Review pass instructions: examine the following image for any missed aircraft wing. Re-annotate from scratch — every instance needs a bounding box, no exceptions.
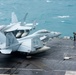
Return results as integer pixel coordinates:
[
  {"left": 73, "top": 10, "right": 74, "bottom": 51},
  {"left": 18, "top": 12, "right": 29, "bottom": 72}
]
[
  {"left": 5, "top": 27, "right": 17, "bottom": 32},
  {"left": 25, "top": 23, "right": 38, "bottom": 26},
  {"left": 26, "top": 23, "right": 33, "bottom": 26},
  {"left": 5, "top": 25, "right": 33, "bottom": 32},
  {"left": 17, "top": 26, "right": 32, "bottom": 30}
]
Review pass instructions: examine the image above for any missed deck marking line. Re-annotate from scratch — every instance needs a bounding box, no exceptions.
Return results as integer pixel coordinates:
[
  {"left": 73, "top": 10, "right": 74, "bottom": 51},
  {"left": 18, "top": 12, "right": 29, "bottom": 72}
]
[{"left": 0, "top": 68, "right": 43, "bottom": 71}]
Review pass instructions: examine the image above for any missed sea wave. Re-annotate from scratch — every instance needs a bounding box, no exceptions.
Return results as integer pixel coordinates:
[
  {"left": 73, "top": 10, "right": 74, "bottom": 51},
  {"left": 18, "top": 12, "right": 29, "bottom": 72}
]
[
  {"left": 46, "top": 0, "right": 52, "bottom": 3},
  {"left": 57, "top": 16, "right": 70, "bottom": 19}
]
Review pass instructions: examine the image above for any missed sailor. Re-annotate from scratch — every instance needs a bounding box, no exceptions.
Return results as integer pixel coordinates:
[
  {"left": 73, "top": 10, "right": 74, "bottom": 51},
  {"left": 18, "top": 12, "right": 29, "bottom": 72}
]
[{"left": 73, "top": 32, "right": 76, "bottom": 41}]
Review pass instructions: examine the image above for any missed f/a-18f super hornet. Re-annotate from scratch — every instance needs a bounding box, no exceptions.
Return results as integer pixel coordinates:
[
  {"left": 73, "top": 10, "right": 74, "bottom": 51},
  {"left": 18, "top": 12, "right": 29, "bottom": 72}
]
[
  {"left": 0, "top": 12, "right": 38, "bottom": 38},
  {"left": 0, "top": 29, "right": 61, "bottom": 54},
  {"left": 32, "top": 29, "right": 61, "bottom": 42}
]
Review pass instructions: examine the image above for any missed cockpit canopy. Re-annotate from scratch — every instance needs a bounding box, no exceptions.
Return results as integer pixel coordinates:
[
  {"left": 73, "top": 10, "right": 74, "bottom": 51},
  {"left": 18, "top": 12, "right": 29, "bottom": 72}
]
[{"left": 35, "top": 29, "right": 50, "bottom": 34}]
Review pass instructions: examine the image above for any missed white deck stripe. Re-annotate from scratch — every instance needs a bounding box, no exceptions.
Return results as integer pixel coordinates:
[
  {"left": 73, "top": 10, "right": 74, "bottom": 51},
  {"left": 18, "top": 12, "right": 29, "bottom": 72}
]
[
  {"left": 0, "top": 68, "right": 75, "bottom": 72},
  {"left": 0, "top": 68, "right": 43, "bottom": 71},
  {"left": 1, "top": 68, "right": 76, "bottom": 74},
  {"left": 0, "top": 74, "right": 18, "bottom": 75},
  {"left": 65, "top": 71, "right": 76, "bottom": 75}
]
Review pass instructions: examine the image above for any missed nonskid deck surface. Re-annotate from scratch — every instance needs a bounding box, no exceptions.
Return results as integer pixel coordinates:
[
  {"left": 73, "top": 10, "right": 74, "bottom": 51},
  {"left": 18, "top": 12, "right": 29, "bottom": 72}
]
[{"left": 0, "top": 38, "right": 76, "bottom": 75}]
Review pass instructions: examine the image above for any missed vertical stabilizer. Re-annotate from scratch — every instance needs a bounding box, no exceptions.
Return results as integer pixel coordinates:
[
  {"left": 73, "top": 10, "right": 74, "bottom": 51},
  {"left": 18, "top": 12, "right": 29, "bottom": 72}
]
[
  {"left": 0, "top": 32, "right": 19, "bottom": 54},
  {"left": 11, "top": 12, "right": 18, "bottom": 24},
  {"left": 23, "top": 12, "right": 28, "bottom": 23},
  {"left": 32, "top": 20, "right": 37, "bottom": 29},
  {"left": 0, "top": 32, "right": 6, "bottom": 43},
  {"left": 21, "top": 13, "right": 28, "bottom": 26},
  {"left": 6, "top": 32, "right": 18, "bottom": 47}
]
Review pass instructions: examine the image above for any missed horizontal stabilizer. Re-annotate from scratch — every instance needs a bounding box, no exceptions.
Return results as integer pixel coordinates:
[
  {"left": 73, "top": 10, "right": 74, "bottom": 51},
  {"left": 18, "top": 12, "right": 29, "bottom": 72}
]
[{"left": 0, "top": 49, "right": 12, "bottom": 54}]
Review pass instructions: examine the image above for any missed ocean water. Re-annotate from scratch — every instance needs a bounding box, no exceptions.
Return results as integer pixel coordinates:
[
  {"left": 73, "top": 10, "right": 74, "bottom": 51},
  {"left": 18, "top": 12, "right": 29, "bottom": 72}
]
[{"left": 0, "top": 0, "right": 76, "bottom": 37}]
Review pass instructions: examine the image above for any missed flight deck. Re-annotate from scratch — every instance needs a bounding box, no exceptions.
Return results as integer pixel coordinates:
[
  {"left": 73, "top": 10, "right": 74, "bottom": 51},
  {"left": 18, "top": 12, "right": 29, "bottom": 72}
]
[{"left": 0, "top": 38, "right": 76, "bottom": 75}]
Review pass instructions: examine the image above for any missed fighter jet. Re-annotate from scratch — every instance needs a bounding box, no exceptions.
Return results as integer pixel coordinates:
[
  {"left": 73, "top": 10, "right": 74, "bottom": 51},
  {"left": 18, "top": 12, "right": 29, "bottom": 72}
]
[
  {"left": 0, "top": 29, "right": 61, "bottom": 54},
  {"left": 31, "top": 29, "right": 61, "bottom": 43},
  {"left": 0, "top": 12, "right": 38, "bottom": 38}
]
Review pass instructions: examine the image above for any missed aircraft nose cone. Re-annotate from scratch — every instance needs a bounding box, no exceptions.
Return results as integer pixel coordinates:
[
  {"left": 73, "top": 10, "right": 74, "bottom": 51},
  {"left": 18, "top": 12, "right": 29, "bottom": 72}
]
[
  {"left": 51, "top": 31, "right": 61, "bottom": 35},
  {"left": 54, "top": 32, "right": 61, "bottom": 35},
  {"left": 50, "top": 31, "right": 61, "bottom": 38}
]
